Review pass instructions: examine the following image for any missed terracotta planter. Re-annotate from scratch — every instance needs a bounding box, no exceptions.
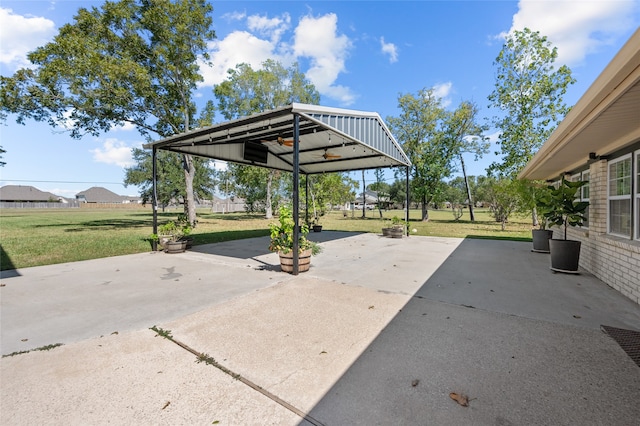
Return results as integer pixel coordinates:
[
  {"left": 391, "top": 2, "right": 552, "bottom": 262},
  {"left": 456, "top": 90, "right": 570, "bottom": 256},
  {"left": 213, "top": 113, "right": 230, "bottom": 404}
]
[
  {"left": 549, "top": 239, "right": 581, "bottom": 273},
  {"left": 532, "top": 229, "right": 553, "bottom": 253},
  {"left": 279, "top": 249, "right": 312, "bottom": 273}
]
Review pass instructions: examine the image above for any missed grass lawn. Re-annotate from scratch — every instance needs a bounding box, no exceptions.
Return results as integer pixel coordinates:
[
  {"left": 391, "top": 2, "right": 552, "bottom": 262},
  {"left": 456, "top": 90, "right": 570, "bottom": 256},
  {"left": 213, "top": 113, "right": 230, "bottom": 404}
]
[{"left": 0, "top": 206, "right": 533, "bottom": 271}]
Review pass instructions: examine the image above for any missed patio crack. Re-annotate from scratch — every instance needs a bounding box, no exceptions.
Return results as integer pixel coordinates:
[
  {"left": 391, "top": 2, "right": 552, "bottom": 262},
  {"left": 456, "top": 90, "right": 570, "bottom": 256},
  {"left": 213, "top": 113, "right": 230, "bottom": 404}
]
[{"left": 149, "top": 326, "right": 324, "bottom": 426}]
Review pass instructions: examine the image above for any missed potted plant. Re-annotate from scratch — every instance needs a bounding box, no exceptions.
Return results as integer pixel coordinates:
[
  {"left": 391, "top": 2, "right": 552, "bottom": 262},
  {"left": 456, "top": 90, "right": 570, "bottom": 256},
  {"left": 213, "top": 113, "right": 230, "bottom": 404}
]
[
  {"left": 311, "top": 216, "right": 323, "bottom": 233},
  {"left": 155, "top": 220, "right": 188, "bottom": 253},
  {"left": 388, "top": 215, "right": 407, "bottom": 238},
  {"left": 381, "top": 218, "right": 392, "bottom": 237},
  {"left": 543, "top": 177, "right": 589, "bottom": 273},
  {"left": 269, "top": 205, "right": 321, "bottom": 273},
  {"left": 531, "top": 186, "right": 554, "bottom": 253}
]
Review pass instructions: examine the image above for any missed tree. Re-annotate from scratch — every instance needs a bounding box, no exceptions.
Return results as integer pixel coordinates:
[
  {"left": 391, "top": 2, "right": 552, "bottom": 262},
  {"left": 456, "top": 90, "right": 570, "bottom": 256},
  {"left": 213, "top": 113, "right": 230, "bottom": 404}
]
[
  {"left": 213, "top": 60, "right": 320, "bottom": 218},
  {"left": 0, "top": 0, "right": 215, "bottom": 226},
  {"left": 124, "top": 148, "right": 215, "bottom": 209},
  {"left": 387, "top": 88, "right": 451, "bottom": 221},
  {"left": 304, "top": 173, "right": 356, "bottom": 221},
  {"left": 488, "top": 27, "right": 575, "bottom": 178},
  {"left": 388, "top": 179, "right": 407, "bottom": 208},
  {"left": 370, "top": 168, "right": 390, "bottom": 217},
  {"left": 485, "top": 177, "right": 521, "bottom": 231},
  {"left": 443, "top": 101, "right": 488, "bottom": 221}
]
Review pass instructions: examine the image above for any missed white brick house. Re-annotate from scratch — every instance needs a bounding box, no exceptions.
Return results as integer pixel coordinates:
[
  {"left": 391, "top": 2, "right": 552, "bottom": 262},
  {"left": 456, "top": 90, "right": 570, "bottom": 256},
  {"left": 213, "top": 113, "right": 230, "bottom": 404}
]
[{"left": 520, "top": 29, "right": 640, "bottom": 304}]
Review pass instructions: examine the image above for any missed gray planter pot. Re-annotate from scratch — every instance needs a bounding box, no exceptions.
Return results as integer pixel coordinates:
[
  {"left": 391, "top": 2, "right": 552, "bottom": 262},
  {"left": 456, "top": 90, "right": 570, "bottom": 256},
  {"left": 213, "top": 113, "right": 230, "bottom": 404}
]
[
  {"left": 165, "top": 240, "right": 186, "bottom": 254},
  {"left": 389, "top": 227, "right": 404, "bottom": 238},
  {"left": 532, "top": 229, "right": 553, "bottom": 253},
  {"left": 549, "top": 239, "right": 581, "bottom": 273}
]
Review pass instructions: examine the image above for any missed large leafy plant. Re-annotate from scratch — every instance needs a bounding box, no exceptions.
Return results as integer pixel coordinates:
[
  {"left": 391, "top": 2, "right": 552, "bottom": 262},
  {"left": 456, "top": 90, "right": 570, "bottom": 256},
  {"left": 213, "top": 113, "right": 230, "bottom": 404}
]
[
  {"left": 541, "top": 177, "right": 589, "bottom": 240},
  {"left": 269, "top": 205, "right": 321, "bottom": 255}
]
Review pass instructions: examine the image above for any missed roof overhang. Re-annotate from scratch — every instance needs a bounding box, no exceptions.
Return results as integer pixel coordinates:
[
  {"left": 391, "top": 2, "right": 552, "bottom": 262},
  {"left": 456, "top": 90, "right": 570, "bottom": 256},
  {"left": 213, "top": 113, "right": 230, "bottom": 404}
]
[
  {"left": 144, "top": 103, "right": 411, "bottom": 174},
  {"left": 519, "top": 28, "right": 640, "bottom": 181}
]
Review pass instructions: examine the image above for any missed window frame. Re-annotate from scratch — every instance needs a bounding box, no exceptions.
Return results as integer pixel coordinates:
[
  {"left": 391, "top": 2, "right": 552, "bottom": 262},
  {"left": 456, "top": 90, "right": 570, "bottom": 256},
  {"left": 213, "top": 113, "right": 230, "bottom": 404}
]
[{"left": 607, "top": 153, "right": 632, "bottom": 238}]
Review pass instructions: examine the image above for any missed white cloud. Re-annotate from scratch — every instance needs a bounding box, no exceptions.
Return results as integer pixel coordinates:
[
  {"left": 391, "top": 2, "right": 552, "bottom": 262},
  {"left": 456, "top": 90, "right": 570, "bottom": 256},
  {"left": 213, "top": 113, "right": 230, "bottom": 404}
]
[
  {"left": 380, "top": 37, "right": 398, "bottom": 63},
  {"left": 247, "top": 13, "right": 290, "bottom": 43},
  {"left": 199, "top": 31, "right": 277, "bottom": 87},
  {"left": 506, "top": 0, "right": 637, "bottom": 66},
  {"left": 210, "top": 160, "right": 228, "bottom": 171},
  {"left": 91, "top": 138, "right": 135, "bottom": 168},
  {"left": 0, "top": 7, "right": 56, "bottom": 70},
  {"left": 200, "top": 11, "right": 356, "bottom": 105},
  {"left": 432, "top": 82, "right": 453, "bottom": 107},
  {"left": 293, "top": 13, "right": 355, "bottom": 105}
]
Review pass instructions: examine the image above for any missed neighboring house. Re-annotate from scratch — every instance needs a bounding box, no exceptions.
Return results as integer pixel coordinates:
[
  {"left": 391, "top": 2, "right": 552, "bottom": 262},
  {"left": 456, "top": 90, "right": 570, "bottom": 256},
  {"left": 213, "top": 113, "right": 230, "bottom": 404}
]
[
  {"left": 0, "top": 185, "right": 63, "bottom": 202},
  {"left": 520, "top": 29, "right": 640, "bottom": 304},
  {"left": 352, "top": 190, "right": 391, "bottom": 210},
  {"left": 76, "top": 187, "right": 130, "bottom": 203}
]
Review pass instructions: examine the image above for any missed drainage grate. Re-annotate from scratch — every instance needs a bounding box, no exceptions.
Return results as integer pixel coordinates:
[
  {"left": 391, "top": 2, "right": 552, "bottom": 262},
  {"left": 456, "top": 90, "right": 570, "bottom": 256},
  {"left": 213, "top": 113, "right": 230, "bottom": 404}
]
[{"left": 601, "top": 325, "right": 640, "bottom": 367}]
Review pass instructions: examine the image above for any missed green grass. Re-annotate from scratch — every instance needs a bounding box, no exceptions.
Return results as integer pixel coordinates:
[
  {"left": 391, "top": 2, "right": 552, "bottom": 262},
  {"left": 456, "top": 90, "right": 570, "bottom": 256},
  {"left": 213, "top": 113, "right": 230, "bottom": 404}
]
[{"left": 0, "top": 206, "right": 533, "bottom": 271}]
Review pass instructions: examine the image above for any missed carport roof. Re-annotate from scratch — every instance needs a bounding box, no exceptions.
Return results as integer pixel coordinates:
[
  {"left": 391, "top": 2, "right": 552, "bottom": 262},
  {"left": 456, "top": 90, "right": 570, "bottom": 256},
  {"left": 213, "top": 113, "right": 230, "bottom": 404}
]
[{"left": 145, "top": 103, "right": 410, "bottom": 174}]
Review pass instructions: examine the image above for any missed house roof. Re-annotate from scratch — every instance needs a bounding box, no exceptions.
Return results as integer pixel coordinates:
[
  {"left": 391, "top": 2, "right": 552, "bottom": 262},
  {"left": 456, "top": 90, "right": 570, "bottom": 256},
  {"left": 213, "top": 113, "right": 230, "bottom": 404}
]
[
  {"left": 76, "top": 187, "right": 125, "bottom": 203},
  {"left": 0, "top": 185, "right": 60, "bottom": 202},
  {"left": 519, "top": 28, "right": 640, "bottom": 180},
  {"left": 144, "top": 103, "right": 411, "bottom": 175}
]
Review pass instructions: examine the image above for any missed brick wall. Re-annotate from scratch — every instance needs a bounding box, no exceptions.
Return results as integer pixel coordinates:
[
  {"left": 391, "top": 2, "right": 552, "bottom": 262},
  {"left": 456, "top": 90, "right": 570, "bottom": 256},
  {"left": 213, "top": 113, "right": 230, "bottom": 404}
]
[{"left": 562, "top": 159, "right": 640, "bottom": 305}]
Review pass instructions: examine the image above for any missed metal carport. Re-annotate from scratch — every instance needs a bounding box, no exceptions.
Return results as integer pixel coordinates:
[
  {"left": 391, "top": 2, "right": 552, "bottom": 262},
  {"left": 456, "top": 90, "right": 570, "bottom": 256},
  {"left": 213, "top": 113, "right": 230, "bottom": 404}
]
[{"left": 145, "top": 102, "right": 412, "bottom": 274}]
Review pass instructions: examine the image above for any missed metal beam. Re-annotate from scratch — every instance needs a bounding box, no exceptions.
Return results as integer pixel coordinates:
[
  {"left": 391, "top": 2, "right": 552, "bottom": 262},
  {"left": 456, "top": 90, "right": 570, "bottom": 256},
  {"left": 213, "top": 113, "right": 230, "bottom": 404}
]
[{"left": 292, "top": 113, "right": 300, "bottom": 275}]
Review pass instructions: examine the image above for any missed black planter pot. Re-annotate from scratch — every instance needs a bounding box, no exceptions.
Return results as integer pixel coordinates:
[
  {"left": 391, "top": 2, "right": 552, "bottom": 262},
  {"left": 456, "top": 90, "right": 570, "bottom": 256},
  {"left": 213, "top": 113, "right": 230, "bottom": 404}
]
[
  {"left": 532, "top": 229, "right": 553, "bottom": 253},
  {"left": 312, "top": 225, "right": 323, "bottom": 232},
  {"left": 549, "top": 239, "right": 581, "bottom": 273}
]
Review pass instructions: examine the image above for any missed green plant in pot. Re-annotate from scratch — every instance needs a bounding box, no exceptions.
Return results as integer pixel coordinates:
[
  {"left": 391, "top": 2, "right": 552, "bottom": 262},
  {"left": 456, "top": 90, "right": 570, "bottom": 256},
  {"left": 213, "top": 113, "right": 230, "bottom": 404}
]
[
  {"left": 531, "top": 185, "right": 554, "bottom": 253},
  {"left": 269, "top": 205, "right": 321, "bottom": 273},
  {"left": 543, "top": 177, "right": 589, "bottom": 273},
  {"left": 388, "top": 215, "right": 407, "bottom": 238},
  {"left": 155, "top": 220, "right": 189, "bottom": 253}
]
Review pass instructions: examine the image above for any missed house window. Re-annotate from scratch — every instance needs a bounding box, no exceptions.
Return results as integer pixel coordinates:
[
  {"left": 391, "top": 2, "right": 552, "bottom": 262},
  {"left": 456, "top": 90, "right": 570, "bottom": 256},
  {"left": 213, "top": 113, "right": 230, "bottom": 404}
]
[
  {"left": 581, "top": 171, "right": 590, "bottom": 228},
  {"left": 608, "top": 154, "right": 632, "bottom": 237}
]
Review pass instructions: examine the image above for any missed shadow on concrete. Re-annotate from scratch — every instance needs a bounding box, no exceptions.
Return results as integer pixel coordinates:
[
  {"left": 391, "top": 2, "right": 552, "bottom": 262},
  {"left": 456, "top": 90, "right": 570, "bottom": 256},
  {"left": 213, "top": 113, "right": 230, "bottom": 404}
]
[
  {"left": 190, "top": 230, "right": 362, "bottom": 260},
  {"left": 301, "top": 238, "right": 640, "bottom": 425},
  {"left": 0, "top": 244, "right": 20, "bottom": 277}
]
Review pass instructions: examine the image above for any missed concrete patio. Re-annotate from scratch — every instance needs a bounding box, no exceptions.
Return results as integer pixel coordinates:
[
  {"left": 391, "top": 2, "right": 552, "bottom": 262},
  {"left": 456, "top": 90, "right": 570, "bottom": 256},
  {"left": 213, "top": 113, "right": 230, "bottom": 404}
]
[{"left": 1, "top": 232, "right": 639, "bottom": 425}]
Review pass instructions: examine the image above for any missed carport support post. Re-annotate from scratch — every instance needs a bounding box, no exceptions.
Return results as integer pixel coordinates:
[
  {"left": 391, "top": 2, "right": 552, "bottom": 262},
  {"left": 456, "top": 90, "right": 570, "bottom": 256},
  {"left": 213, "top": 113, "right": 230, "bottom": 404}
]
[
  {"left": 405, "top": 166, "right": 410, "bottom": 236},
  {"left": 292, "top": 113, "right": 300, "bottom": 275},
  {"left": 152, "top": 146, "right": 158, "bottom": 251}
]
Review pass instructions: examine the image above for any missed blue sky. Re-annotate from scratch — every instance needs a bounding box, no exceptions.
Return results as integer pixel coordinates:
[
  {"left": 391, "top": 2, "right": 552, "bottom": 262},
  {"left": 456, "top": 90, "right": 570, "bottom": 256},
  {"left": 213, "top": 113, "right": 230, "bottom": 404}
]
[{"left": 1, "top": 0, "right": 639, "bottom": 198}]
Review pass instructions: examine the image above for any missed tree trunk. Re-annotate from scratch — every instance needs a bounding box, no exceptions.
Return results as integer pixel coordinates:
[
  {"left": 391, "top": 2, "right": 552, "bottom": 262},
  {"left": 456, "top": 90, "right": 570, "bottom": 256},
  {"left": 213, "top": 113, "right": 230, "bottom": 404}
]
[
  {"left": 361, "top": 170, "right": 366, "bottom": 218},
  {"left": 182, "top": 154, "right": 197, "bottom": 227},
  {"left": 460, "top": 154, "right": 475, "bottom": 222},
  {"left": 422, "top": 194, "right": 429, "bottom": 221},
  {"left": 265, "top": 170, "right": 274, "bottom": 219}
]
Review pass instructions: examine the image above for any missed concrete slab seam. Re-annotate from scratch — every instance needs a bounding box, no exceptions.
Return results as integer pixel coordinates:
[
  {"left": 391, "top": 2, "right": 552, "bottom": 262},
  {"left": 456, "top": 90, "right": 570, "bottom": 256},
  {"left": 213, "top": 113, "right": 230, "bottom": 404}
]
[{"left": 148, "top": 326, "right": 325, "bottom": 426}]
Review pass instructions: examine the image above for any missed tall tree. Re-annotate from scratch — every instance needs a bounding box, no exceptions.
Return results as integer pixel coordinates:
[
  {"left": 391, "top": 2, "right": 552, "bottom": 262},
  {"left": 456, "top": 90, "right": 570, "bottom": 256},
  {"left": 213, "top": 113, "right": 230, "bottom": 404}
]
[
  {"left": 387, "top": 88, "right": 450, "bottom": 221},
  {"left": 124, "top": 148, "right": 215, "bottom": 208},
  {"left": 0, "top": 0, "right": 215, "bottom": 226},
  {"left": 443, "top": 101, "right": 488, "bottom": 221},
  {"left": 488, "top": 27, "right": 575, "bottom": 178},
  {"left": 370, "top": 168, "right": 390, "bottom": 217},
  {"left": 213, "top": 60, "right": 320, "bottom": 218}
]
